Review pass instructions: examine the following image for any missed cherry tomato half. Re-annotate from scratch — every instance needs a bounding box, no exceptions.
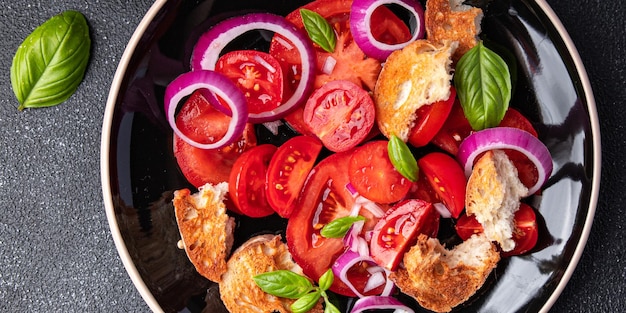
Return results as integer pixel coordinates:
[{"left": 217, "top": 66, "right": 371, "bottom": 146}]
[
  {"left": 408, "top": 87, "right": 456, "bottom": 147},
  {"left": 417, "top": 152, "right": 467, "bottom": 218},
  {"left": 303, "top": 80, "right": 375, "bottom": 152},
  {"left": 215, "top": 50, "right": 284, "bottom": 115},
  {"left": 370, "top": 199, "right": 440, "bottom": 271},
  {"left": 455, "top": 203, "right": 539, "bottom": 257},
  {"left": 348, "top": 140, "right": 412, "bottom": 204},
  {"left": 173, "top": 91, "right": 257, "bottom": 188},
  {"left": 266, "top": 135, "right": 323, "bottom": 218},
  {"left": 228, "top": 144, "right": 277, "bottom": 217}
]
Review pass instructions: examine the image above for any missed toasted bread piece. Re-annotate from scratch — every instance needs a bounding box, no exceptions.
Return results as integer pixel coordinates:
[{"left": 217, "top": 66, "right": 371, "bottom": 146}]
[
  {"left": 219, "top": 235, "right": 323, "bottom": 313},
  {"left": 374, "top": 39, "right": 457, "bottom": 141},
  {"left": 173, "top": 182, "right": 235, "bottom": 282},
  {"left": 390, "top": 234, "right": 500, "bottom": 313},
  {"left": 465, "top": 150, "right": 528, "bottom": 252},
  {"left": 425, "top": 0, "right": 484, "bottom": 61}
]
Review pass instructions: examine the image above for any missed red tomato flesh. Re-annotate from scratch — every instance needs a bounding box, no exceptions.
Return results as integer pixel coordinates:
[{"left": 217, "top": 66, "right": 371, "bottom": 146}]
[
  {"left": 408, "top": 87, "right": 456, "bottom": 147},
  {"left": 370, "top": 199, "right": 440, "bottom": 271},
  {"left": 266, "top": 135, "right": 323, "bottom": 218},
  {"left": 287, "top": 151, "right": 383, "bottom": 297},
  {"left": 173, "top": 91, "right": 257, "bottom": 188},
  {"left": 348, "top": 140, "right": 412, "bottom": 204},
  {"left": 228, "top": 144, "right": 277, "bottom": 217},
  {"left": 215, "top": 50, "right": 284, "bottom": 115},
  {"left": 303, "top": 80, "right": 375, "bottom": 152},
  {"left": 417, "top": 152, "right": 467, "bottom": 218}
]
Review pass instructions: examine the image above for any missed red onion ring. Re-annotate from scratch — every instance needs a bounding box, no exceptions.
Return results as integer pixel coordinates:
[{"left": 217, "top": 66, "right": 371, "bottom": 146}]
[
  {"left": 351, "top": 296, "right": 415, "bottom": 313},
  {"left": 191, "top": 13, "right": 316, "bottom": 123},
  {"left": 332, "top": 250, "right": 395, "bottom": 298},
  {"left": 350, "top": 0, "right": 425, "bottom": 60},
  {"left": 164, "top": 70, "right": 248, "bottom": 150},
  {"left": 457, "top": 127, "right": 553, "bottom": 195}
]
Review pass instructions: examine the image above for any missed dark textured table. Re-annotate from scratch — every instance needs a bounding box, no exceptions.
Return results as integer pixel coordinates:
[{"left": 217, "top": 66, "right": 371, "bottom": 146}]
[{"left": 0, "top": 0, "right": 623, "bottom": 312}]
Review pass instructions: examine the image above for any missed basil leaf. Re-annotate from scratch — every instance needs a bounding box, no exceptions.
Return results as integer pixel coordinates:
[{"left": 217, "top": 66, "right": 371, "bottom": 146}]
[
  {"left": 253, "top": 270, "right": 313, "bottom": 299},
  {"left": 324, "top": 301, "right": 341, "bottom": 313},
  {"left": 300, "top": 9, "right": 336, "bottom": 53},
  {"left": 387, "top": 135, "right": 419, "bottom": 182},
  {"left": 320, "top": 216, "right": 366, "bottom": 238},
  {"left": 11, "top": 10, "right": 91, "bottom": 110},
  {"left": 291, "top": 291, "right": 321, "bottom": 313},
  {"left": 453, "top": 41, "right": 511, "bottom": 130},
  {"left": 317, "top": 269, "right": 334, "bottom": 291}
]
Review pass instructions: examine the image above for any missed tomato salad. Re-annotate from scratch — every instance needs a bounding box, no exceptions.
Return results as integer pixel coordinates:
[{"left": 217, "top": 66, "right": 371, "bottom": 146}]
[{"left": 164, "top": 0, "right": 553, "bottom": 312}]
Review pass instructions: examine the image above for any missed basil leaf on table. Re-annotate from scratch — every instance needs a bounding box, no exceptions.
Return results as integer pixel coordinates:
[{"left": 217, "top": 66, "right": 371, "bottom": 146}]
[
  {"left": 11, "top": 10, "right": 91, "bottom": 110},
  {"left": 388, "top": 135, "right": 419, "bottom": 182},
  {"left": 453, "top": 41, "right": 511, "bottom": 130},
  {"left": 320, "top": 215, "right": 366, "bottom": 238},
  {"left": 253, "top": 270, "right": 314, "bottom": 299},
  {"left": 300, "top": 9, "right": 336, "bottom": 53}
]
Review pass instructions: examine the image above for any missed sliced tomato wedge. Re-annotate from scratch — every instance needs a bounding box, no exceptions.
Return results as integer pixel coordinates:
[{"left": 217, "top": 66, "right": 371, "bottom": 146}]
[
  {"left": 348, "top": 140, "right": 412, "bottom": 204},
  {"left": 455, "top": 203, "right": 539, "bottom": 257},
  {"left": 417, "top": 152, "right": 467, "bottom": 218},
  {"left": 370, "top": 199, "right": 440, "bottom": 271},
  {"left": 215, "top": 50, "right": 284, "bottom": 115},
  {"left": 271, "top": 0, "right": 411, "bottom": 135},
  {"left": 303, "top": 80, "right": 375, "bottom": 152},
  {"left": 173, "top": 91, "right": 257, "bottom": 188},
  {"left": 266, "top": 135, "right": 323, "bottom": 218},
  {"left": 287, "top": 151, "right": 383, "bottom": 297},
  {"left": 228, "top": 144, "right": 277, "bottom": 217},
  {"left": 408, "top": 87, "right": 456, "bottom": 147}
]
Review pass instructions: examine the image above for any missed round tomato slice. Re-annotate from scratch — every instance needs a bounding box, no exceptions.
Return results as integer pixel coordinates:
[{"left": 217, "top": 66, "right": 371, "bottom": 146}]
[
  {"left": 417, "top": 152, "right": 466, "bottom": 218},
  {"left": 408, "top": 87, "right": 456, "bottom": 147},
  {"left": 455, "top": 203, "right": 539, "bottom": 257},
  {"left": 348, "top": 140, "right": 412, "bottom": 204},
  {"left": 266, "top": 135, "right": 323, "bottom": 218},
  {"left": 370, "top": 199, "right": 440, "bottom": 271},
  {"left": 228, "top": 144, "right": 277, "bottom": 217},
  {"left": 287, "top": 151, "right": 381, "bottom": 297},
  {"left": 215, "top": 50, "right": 284, "bottom": 115},
  {"left": 173, "top": 91, "right": 257, "bottom": 188},
  {"left": 303, "top": 80, "right": 375, "bottom": 152},
  {"left": 271, "top": 0, "right": 411, "bottom": 134}
]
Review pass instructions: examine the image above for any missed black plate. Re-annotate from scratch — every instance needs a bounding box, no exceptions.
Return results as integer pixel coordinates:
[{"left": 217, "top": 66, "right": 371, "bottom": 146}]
[{"left": 101, "top": 0, "right": 600, "bottom": 312}]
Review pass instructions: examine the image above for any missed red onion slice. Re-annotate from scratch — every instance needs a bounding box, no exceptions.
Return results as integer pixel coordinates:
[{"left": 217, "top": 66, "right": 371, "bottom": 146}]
[
  {"left": 350, "top": 0, "right": 425, "bottom": 60},
  {"left": 191, "top": 13, "right": 316, "bottom": 122},
  {"left": 457, "top": 127, "right": 553, "bottom": 195},
  {"left": 164, "top": 70, "right": 248, "bottom": 150},
  {"left": 351, "top": 296, "right": 415, "bottom": 313},
  {"left": 332, "top": 250, "right": 395, "bottom": 298}
]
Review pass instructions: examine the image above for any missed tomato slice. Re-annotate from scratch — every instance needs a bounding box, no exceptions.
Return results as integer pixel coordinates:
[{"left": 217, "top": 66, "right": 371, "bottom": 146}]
[
  {"left": 215, "top": 50, "right": 284, "bottom": 115},
  {"left": 407, "top": 87, "right": 456, "bottom": 147},
  {"left": 455, "top": 203, "right": 539, "bottom": 257},
  {"left": 303, "top": 80, "right": 375, "bottom": 152},
  {"left": 270, "top": 0, "right": 411, "bottom": 135},
  {"left": 228, "top": 144, "right": 277, "bottom": 217},
  {"left": 287, "top": 151, "right": 380, "bottom": 297},
  {"left": 173, "top": 91, "right": 257, "bottom": 188},
  {"left": 417, "top": 152, "right": 467, "bottom": 218},
  {"left": 370, "top": 199, "right": 440, "bottom": 271},
  {"left": 348, "top": 140, "right": 412, "bottom": 204},
  {"left": 266, "top": 135, "right": 323, "bottom": 218}
]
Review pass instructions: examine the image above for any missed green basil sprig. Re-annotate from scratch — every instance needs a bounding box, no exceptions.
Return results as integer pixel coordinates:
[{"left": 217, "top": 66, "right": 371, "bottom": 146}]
[
  {"left": 254, "top": 269, "right": 339, "bottom": 313},
  {"left": 11, "top": 10, "right": 91, "bottom": 110},
  {"left": 453, "top": 41, "right": 511, "bottom": 130},
  {"left": 388, "top": 135, "right": 419, "bottom": 182},
  {"left": 321, "top": 216, "right": 366, "bottom": 238},
  {"left": 300, "top": 9, "right": 336, "bottom": 53}
]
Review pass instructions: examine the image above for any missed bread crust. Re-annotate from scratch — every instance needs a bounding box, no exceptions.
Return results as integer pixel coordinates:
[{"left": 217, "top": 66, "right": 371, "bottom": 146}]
[
  {"left": 390, "top": 234, "right": 500, "bottom": 313},
  {"left": 173, "top": 182, "right": 234, "bottom": 282},
  {"left": 374, "top": 39, "right": 456, "bottom": 141},
  {"left": 425, "top": 0, "right": 484, "bottom": 62},
  {"left": 219, "top": 235, "right": 323, "bottom": 313}
]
